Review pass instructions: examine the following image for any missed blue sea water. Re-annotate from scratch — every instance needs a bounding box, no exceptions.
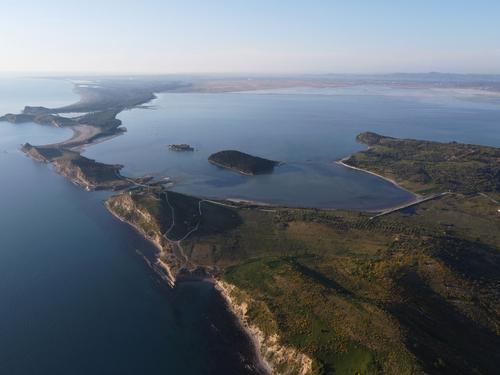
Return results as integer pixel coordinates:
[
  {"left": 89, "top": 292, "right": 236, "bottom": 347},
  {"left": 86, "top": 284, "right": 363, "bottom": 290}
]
[
  {"left": 0, "top": 78, "right": 260, "bottom": 375},
  {"left": 1, "top": 77, "right": 500, "bottom": 374}
]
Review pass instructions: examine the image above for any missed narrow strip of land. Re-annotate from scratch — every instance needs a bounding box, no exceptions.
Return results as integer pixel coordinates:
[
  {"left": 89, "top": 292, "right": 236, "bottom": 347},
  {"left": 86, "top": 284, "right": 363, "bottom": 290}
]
[{"left": 370, "top": 192, "right": 449, "bottom": 219}]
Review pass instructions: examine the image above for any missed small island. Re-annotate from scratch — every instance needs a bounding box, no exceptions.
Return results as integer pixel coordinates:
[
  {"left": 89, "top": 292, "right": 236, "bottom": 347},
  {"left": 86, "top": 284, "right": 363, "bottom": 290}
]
[
  {"left": 208, "top": 150, "right": 280, "bottom": 175},
  {"left": 169, "top": 144, "right": 194, "bottom": 152}
]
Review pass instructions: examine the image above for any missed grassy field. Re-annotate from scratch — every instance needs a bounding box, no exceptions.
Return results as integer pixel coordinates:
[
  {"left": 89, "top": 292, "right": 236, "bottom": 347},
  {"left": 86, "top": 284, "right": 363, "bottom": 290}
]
[
  {"left": 107, "top": 186, "right": 500, "bottom": 374},
  {"left": 210, "top": 195, "right": 500, "bottom": 374},
  {"left": 105, "top": 134, "right": 500, "bottom": 374}
]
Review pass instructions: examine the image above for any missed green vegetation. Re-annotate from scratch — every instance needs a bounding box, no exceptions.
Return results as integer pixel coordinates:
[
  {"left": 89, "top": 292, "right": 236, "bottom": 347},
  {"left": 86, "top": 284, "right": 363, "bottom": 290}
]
[
  {"left": 103, "top": 133, "right": 500, "bottom": 374},
  {"left": 208, "top": 150, "right": 279, "bottom": 175},
  {"left": 52, "top": 153, "right": 128, "bottom": 190},
  {"left": 345, "top": 132, "right": 500, "bottom": 194},
  {"left": 107, "top": 189, "right": 241, "bottom": 241},
  {"left": 1, "top": 108, "right": 122, "bottom": 131},
  {"left": 107, "top": 186, "right": 500, "bottom": 374},
  {"left": 21, "top": 143, "right": 65, "bottom": 161},
  {"left": 0, "top": 113, "right": 76, "bottom": 127},
  {"left": 22, "top": 143, "right": 135, "bottom": 190},
  {"left": 204, "top": 195, "right": 500, "bottom": 374},
  {"left": 11, "top": 80, "right": 500, "bottom": 373},
  {"left": 76, "top": 109, "right": 122, "bottom": 128},
  {"left": 14, "top": 108, "right": 133, "bottom": 190}
]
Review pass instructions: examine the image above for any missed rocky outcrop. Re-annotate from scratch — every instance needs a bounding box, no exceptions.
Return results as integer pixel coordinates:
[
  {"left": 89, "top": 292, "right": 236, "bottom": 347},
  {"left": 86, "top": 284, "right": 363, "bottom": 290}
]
[
  {"left": 105, "top": 192, "right": 308, "bottom": 374},
  {"left": 216, "top": 280, "right": 313, "bottom": 375},
  {"left": 21, "top": 143, "right": 63, "bottom": 162},
  {"left": 105, "top": 193, "right": 179, "bottom": 286},
  {"left": 52, "top": 157, "right": 130, "bottom": 191}
]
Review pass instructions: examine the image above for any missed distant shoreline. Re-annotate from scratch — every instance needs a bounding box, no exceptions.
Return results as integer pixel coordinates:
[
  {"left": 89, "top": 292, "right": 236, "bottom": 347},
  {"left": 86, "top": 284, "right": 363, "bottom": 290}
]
[
  {"left": 4, "top": 78, "right": 456, "bottom": 375},
  {"left": 335, "top": 155, "right": 419, "bottom": 197}
]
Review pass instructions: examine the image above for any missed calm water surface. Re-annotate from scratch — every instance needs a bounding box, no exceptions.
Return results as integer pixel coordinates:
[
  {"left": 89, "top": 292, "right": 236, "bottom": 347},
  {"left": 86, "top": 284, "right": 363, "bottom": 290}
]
[
  {"left": 84, "top": 87, "right": 500, "bottom": 209},
  {"left": 1, "top": 78, "right": 500, "bottom": 374},
  {"left": 0, "top": 78, "right": 259, "bottom": 375}
]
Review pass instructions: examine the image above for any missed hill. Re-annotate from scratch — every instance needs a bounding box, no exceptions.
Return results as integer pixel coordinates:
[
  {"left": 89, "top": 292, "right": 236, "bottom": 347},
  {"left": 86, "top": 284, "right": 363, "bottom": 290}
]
[
  {"left": 208, "top": 150, "right": 280, "bottom": 175},
  {"left": 343, "top": 132, "right": 500, "bottom": 194},
  {"left": 106, "top": 181, "right": 500, "bottom": 374}
]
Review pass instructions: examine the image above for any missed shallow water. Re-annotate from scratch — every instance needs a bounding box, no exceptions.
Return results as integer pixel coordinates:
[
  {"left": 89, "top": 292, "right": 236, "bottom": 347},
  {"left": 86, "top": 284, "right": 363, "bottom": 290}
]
[{"left": 83, "top": 87, "right": 500, "bottom": 209}]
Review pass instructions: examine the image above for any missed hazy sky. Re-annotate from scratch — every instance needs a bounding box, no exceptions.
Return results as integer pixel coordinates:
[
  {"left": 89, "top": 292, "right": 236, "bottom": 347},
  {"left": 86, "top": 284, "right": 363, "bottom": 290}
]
[{"left": 1, "top": 0, "right": 499, "bottom": 74}]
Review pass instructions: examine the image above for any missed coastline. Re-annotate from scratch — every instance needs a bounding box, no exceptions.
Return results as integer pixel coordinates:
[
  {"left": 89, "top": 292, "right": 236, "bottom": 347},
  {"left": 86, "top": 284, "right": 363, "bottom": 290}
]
[
  {"left": 3, "top": 77, "right": 499, "bottom": 374},
  {"left": 336, "top": 155, "right": 419, "bottom": 197},
  {"left": 104, "top": 190, "right": 313, "bottom": 374},
  {"left": 215, "top": 280, "right": 313, "bottom": 375},
  {"left": 106, "top": 196, "right": 292, "bottom": 373},
  {"left": 5, "top": 79, "right": 448, "bottom": 374},
  {"left": 104, "top": 200, "right": 176, "bottom": 287},
  {"left": 334, "top": 155, "right": 430, "bottom": 213},
  {"left": 208, "top": 159, "right": 256, "bottom": 176},
  {"left": 47, "top": 123, "right": 125, "bottom": 149},
  {"left": 7, "top": 83, "right": 273, "bottom": 362}
]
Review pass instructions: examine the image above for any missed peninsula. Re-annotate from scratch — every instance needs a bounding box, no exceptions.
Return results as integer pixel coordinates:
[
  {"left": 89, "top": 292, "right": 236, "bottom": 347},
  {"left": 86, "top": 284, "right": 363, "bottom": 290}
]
[
  {"left": 341, "top": 132, "right": 500, "bottom": 194},
  {"left": 21, "top": 143, "right": 149, "bottom": 191},
  {"left": 208, "top": 150, "right": 280, "bottom": 175},
  {"left": 107, "top": 133, "right": 500, "bottom": 374},
  {"left": 5, "top": 78, "right": 500, "bottom": 374},
  {"left": 1, "top": 79, "right": 187, "bottom": 190}
]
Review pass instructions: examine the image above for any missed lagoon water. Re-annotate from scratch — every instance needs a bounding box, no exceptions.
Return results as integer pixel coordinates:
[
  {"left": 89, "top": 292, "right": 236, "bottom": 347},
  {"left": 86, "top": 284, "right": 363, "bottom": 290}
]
[
  {"left": 85, "top": 86, "right": 500, "bottom": 209},
  {"left": 1, "top": 77, "right": 500, "bottom": 374}
]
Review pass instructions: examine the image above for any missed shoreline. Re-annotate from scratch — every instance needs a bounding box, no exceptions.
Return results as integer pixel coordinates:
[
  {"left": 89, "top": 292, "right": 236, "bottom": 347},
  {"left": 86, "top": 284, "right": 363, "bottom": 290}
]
[
  {"left": 105, "top": 190, "right": 310, "bottom": 373},
  {"left": 106, "top": 197, "right": 280, "bottom": 373},
  {"left": 208, "top": 159, "right": 257, "bottom": 176},
  {"left": 208, "top": 158, "right": 282, "bottom": 176},
  {"left": 213, "top": 280, "right": 273, "bottom": 375},
  {"left": 104, "top": 200, "right": 176, "bottom": 287},
  {"left": 215, "top": 280, "right": 313, "bottom": 375},
  {"left": 46, "top": 123, "right": 125, "bottom": 150},
  {"left": 336, "top": 155, "right": 419, "bottom": 197},
  {"left": 335, "top": 155, "right": 427, "bottom": 213},
  {"left": 9, "top": 83, "right": 270, "bottom": 358},
  {"left": 6, "top": 79, "right": 443, "bottom": 374}
]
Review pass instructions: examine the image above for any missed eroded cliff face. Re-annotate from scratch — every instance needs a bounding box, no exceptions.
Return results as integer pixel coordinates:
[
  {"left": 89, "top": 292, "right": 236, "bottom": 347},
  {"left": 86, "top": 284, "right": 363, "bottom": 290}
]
[
  {"left": 106, "top": 191, "right": 313, "bottom": 374},
  {"left": 52, "top": 158, "right": 130, "bottom": 191},
  {"left": 21, "top": 143, "right": 134, "bottom": 191},
  {"left": 105, "top": 193, "right": 179, "bottom": 286},
  {"left": 216, "top": 280, "right": 314, "bottom": 375},
  {"left": 22, "top": 143, "right": 57, "bottom": 162}
]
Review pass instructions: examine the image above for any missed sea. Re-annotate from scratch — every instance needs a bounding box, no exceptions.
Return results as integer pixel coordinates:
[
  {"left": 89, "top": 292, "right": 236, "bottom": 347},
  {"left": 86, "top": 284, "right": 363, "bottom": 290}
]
[
  {"left": 1, "top": 76, "right": 499, "bottom": 374},
  {"left": 0, "top": 78, "right": 262, "bottom": 375}
]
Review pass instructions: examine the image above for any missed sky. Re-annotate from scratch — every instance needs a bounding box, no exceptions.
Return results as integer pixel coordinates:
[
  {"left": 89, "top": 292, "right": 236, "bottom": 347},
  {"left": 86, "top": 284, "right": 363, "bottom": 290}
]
[{"left": 0, "top": 0, "right": 499, "bottom": 75}]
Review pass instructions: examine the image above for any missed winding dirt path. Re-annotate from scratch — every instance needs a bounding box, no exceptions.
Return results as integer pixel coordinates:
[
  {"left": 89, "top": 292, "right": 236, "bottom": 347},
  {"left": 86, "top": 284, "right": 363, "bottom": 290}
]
[{"left": 160, "top": 191, "right": 210, "bottom": 270}]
